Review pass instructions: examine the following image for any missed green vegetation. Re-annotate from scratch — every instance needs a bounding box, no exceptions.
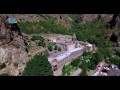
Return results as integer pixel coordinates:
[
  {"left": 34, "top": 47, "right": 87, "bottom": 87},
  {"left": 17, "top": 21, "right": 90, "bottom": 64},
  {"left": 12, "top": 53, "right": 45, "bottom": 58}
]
[
  {"left": 0, "top": 63, "right": 6, "bottom": 69},
  {"left": 62, "top": 52, "right": 96, "bottom": 76},
  {"left": 71, "top": 58, "right": 80, "bottom": 67},
  {"left": 58, "top": 47, "right": 61, "bottom": 51},
  {"left": 17, "top": 14, "right": 120, "bottom": 76},
  {"left": 71, "top": 20, "right": 108, "bottom": 41},
  {"left": 115, "top": 50, "right": 120, "bottom": 57},
  {"left": 18, "top": 22, "right": 45, "bottom": 34},
  {"left": 109, "top": 57, "right": 120, "bottom": 66},
  {"left": 31, "top": 36, "right": 43, "bottom": 41},
  {"left": 48, "top": 45, "right": 53, "bottom": 51},
  {"left": 91, "top": 52, "right": 104, "bottom": 64},
  {"left": 79, "top": 61, "right": 88, "bottom": 76},
  {"left": 31, "top": 36, "right": 46, "bottom": 47},
  {"left": 62, "top": 65, "right": 77, "bottom": 76},
  {"left": 54, "top": 45, "right": 58, "bottom": 50},
  {"left": 38, "top": 41, "right": 45, "bottom": 47},
  {"left": 48, "top": 44, "right": 61, "bottom": 52},
  {"left": 70, "top": 19, "right": 114, "bottom": 66},
  {"left": 108, "top": 50, "right": 120, "bottom": 65},
  {"left": 0, "top": 73, "right": 9, "bottom": 76},
  {"left": 22, "top": 52, "right": 53, "bottom": 76},
  {"left": 18, "top": 15, "right": 72, "bottom": 35},
  {"left": 87, "top": 60, "right": 96, "bottom": 70}
]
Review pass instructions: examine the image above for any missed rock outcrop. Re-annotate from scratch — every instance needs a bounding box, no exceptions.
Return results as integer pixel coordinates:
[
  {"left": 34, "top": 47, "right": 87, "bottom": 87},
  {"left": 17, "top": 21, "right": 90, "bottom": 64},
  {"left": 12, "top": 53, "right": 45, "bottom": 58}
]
[
  {"left": 108, "top": 14, "right": 120, "bottom": 29},
  {"left": 75, "top": 14, "right": 113, "bottom": 24},
  {"left": 0, "top": 45, "right": 30, "bottom": 76},
  {"left": 0, "top": 15, "right": 30, "bottom": 76}
]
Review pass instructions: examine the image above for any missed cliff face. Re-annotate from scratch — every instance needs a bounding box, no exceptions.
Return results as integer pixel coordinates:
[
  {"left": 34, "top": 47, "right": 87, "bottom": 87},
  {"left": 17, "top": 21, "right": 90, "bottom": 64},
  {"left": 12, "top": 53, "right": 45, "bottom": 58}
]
[
  {"left": 75, "top": 14, "right": 113, "bottom": 23},
  {"left": 0, "top": 15, "right": 30, "bottom": 76},
  {"left": 0, "top": 17, "right": 12, "bottom": 45},
  {"left": 48, "top": 14, "right": 114, "bottom": 29},
  {"left": 108, "top": 14, "right": 120, "bottom": 29},
  {"left": 0, "top": 45, "right": 30, "bottom": 76}
]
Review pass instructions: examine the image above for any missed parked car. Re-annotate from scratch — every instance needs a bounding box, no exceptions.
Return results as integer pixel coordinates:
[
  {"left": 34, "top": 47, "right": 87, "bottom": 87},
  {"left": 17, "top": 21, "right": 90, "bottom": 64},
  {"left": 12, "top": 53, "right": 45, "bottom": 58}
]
[
  {"left": 111, "top": 65, "right": 115, "bottom": 68},
  {"left": 101, "top": 72, "right": 107, "bottom": 76},
  {"left": 114, "top": 67, "right": 119, "bottom": 70},
  {"left": 104, "top": 66, "right": 110, "bottom": 70},
  {"left": 101, "top": 69, "right": 107, "bottom": 73}
]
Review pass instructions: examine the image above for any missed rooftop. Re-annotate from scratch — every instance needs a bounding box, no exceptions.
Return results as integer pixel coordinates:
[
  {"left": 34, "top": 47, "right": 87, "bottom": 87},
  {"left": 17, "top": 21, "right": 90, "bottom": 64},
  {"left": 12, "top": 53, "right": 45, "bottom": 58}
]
[{"left": 48, "top": 47, "right": 83, "bottom": 62}]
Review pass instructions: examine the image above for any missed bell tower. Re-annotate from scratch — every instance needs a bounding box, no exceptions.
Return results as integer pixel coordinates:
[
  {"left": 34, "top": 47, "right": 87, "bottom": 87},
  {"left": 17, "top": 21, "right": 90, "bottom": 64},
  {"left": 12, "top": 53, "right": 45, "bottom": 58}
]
[
  {"left": 72, "top": 33, "right": 78, "bottom": 48},
  {"left": 72, "top": 33, "right": 77, "bottom": 43}
]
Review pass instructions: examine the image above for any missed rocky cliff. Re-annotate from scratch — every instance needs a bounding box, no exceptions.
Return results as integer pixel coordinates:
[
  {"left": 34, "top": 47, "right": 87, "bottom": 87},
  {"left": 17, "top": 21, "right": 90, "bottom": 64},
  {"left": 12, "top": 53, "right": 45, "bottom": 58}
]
[
  {"left": 0, "top": 15, "right": 30, "bottom": 76},
  {"left": 75, "top": 14, "right": 113, "bottom": 23}
]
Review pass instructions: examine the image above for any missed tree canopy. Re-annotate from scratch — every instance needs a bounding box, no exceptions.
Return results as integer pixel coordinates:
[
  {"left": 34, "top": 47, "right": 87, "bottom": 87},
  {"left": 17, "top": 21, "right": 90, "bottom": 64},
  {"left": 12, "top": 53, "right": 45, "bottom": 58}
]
[{"left": 22, "top": 52, "right": 53, "bottom": 76}]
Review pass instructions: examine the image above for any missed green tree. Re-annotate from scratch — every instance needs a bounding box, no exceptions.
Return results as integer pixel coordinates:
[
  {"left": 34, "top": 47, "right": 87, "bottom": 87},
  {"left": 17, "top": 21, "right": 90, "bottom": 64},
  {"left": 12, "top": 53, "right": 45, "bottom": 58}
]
[
  {"left": 22, "top": 52, "right": 53, "bottom": 76},
  {"left": 0, "top": 63, "right": 6, "bottom": 69},
  {"left": 38, "top": 42, "right": 45, "bottom": 47},
  {"left": 79, "top": 61, "right": 88, "bottom": 76},
  {"left": 54, "top": 45, "right": 58, "bottom": 50},
  {"left": 71, "top": 58, "right": 80, "bottom": 67},
  {"left": 91, "top": 52, "right": 104, "bottom": 64},
  {"left": 109, "top": 57, "right": 120, "bottom": 65},
  {"left": 58, "top": 47, "right": 61, "bottom": 51},
  {"left": 48, "top": 45, "right": 53, "bottom": 51},
  {"left": 88, "top": 60, "right": 96, "bottom": 70},
  {"left": 115, "top": 50, "right": 120, "bottom": 57}
]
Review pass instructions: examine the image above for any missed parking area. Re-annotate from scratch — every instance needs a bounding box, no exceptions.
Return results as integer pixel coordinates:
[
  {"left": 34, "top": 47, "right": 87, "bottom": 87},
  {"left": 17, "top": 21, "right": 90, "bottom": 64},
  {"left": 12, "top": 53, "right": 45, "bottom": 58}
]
[
  {"left": 98, "top": 64, "right": 120, "bottom": 76},
  {"left": 100, "top": 65, "right": 120, "bottom": 76},
  {"left": 91, "top": 61, "right": 120, "bottom": 76},
  {"left": 107, "top": 68, "right": 120, "bottom": 76}
]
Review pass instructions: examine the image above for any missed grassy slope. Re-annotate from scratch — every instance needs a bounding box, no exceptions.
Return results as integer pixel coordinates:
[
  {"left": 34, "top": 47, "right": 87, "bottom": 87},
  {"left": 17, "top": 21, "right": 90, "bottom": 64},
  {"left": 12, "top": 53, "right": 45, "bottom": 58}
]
[
  {"left": 18, "top": 14, "right": 120, "bottom": 76},
  {"left": 18, "top": 14, "right": 72, "bottom": 35}
]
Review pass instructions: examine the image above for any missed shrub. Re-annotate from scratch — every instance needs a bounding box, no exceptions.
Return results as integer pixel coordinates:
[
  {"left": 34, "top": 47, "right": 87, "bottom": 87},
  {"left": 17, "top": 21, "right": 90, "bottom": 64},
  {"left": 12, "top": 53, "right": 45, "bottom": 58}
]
[
  {"left": 109, "top": 57, "right": 120, "bottom": 65},
  {"left": 58, "top": 47, "right": 61, "bottom": 51},
  {"left": 54, "top": 45, "right": 58, "bottom": 50},
  {"left": 71, "top": 58, "right": 80, "bottom": 67},
  {"left": 88, "top": 60, "right": 96, "bottom": 70},
  {"left": 79, "top": 61, "right": 88, "bottom": 76},
  {"left": 115, "top": 50, "right": 120, "bottom": 57},
  {"left": 0, "top": 63, "right": 6, "bottom": 69},
  {"left": 48, "top": 45, "right": 53, "bottom": 51}
]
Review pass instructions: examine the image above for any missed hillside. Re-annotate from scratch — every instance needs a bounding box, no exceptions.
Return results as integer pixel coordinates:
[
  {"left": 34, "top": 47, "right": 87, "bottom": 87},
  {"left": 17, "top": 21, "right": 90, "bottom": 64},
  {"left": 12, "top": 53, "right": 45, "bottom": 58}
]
[{"left": 0, "top": 14, "right": 120, "bottom": 76}]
